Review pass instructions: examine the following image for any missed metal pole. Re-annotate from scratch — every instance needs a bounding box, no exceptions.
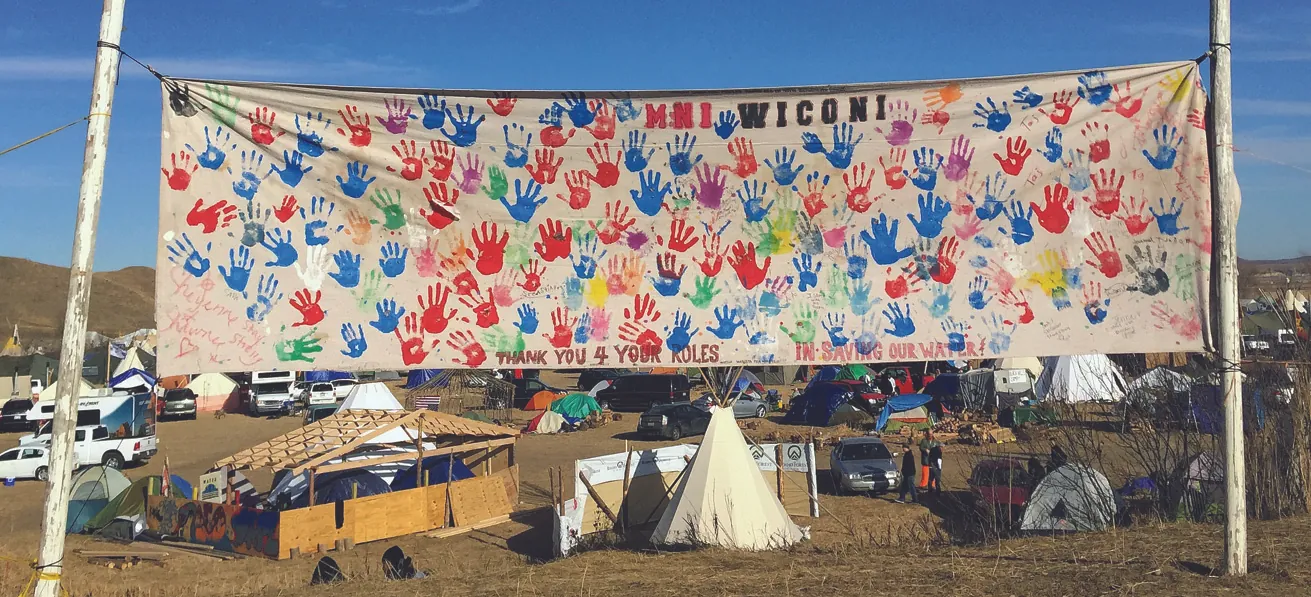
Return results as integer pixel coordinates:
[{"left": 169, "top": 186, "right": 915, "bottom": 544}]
[
  {"left": 1210, "top": 0, "right": 1246, "bottom": 577},
  {"left": 34, "top": 2, "right": 124, "bottom": 595}
]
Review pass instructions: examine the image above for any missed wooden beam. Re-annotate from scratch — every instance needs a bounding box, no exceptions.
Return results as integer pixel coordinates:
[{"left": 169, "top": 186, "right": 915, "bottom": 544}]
[{"left": 311, "top": 437, "right": 518, "bottom": 476}]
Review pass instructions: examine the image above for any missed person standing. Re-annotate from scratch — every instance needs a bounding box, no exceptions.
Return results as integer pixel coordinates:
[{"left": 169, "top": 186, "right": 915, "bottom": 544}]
[
  {"left": 896, "top": 447, "right": 918, "bottom": 504},
  {"left": 917, "top": 431, "right": 933, "bottom": 489},
  {"left": 927, "top": 440, "right": 944, "bottom": 495}
]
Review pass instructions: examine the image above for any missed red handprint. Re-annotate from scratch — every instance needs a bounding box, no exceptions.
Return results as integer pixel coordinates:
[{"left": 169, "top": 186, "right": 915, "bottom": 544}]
[
  {"left": 664, "top": 218, "right": 700, "bottom": 253},
  {"left": 428, "top": 140, "right": 455, "bottom": 181},
  {"left": 931, "top": 237, "right": 962, "bottom": 284},
  {"left": 1040, "top": 90, "right": 1079, "bottom": 125},
  {"left": 1031, "top": 183, "right": 1074, "bottom": 234},
  {"left": 526, "top": 148, "right": 564, "bottom": 184},
  {"left": 459, "top": 290, "right": 499, "bottom": 328},
  {"left": 1102, "top": 82, "right": 1142, "bottom": 119},
  {"left": 586, "top": 142, "right": 620, "bottom": 188},
  {"left": 843, "top": 162, "right": 878, "bottom": 213},
  {"left": 534, "top": 218, "right": 573, "bottom": 262},
  {"left": 447, "top": 331, "right": 487, "bottom": 368},
  {"left": 544, "top": 307, "right": 577, "bottom": 348},
  {"left": 885, "top": 267, "right": 923, "bottom": 299},
  {"left": 273, "top": 195, "right": 298, "bottom": 223},
  {"left": 697, "top": 232, "right": 725, "bottom": 277},
  {"left": 1083, "top": 231, "right": 1123, "bottom": 278},
  {"left": 247, "top": 107, "right": 284, "bottom": 145},
  {"left": 489, "top": 269, "right": 516, "bottom": 307},
  {"left": 727, "top": 241, "right": 770, "bottom": 290},
  {"left": 335, "top": 105, "right": 372, "bottom": 147},
  {"left": 1117, "top": 196, "right": 1155, "bottom": 236},
  {"left": 920, "top": 109, "right": 950, "bottom": 134},
  {"left": 722, "top": 138, "right": 757, "bottom": 178},
  {"left": 486, "top": 92, "right": 517, "bottom": 117},
  {"left": 470, "top": 222, "right": 509, "bottom": 275},
  {"left": 540, "top": 123, "right": 576, "bottom": 148},
  {"left": 1082, "top": 122, "right": 1111, "bottom": 163},
  {"left": 999, "top": 289, "right": 1035, "bottom": 325},
  {"left": 1187, "top": 109, "right": 1206, "bottom": 131},
  {"left": 556, "top": 170, "right": 593, "bottom": 209},
  {"left": 418, "top": 283, "right": 457, "bottom": 334},
  {"left": 983, "top": 262, "right": 1017, "bottom": 294},
  {"left": 388, "top": 140, "right": 427, "bottom": 181},
  {"left": 1086, "top": 168, "right": 1124, "bottom": 219},
  {"left": 620, "top": 294, "right": 663, "bottom": 348},
  {"left": 993, "top": 137, "right": 1032, "bottom": 176},
  {"left": 161, "top": 152, "right": 198, "bottom": 191},
  {"left": 1152, "top": 301, "right": 1201, "bottom": 340},
  {"left": 799, "top": 171, "right": 829, "bottom": 217},
  {"left": 289, "top": 289, "right": 326, "bottom": 327},
  {"left": 590, "top": 200, "right": 635, "bottom": 244},
  {"left": 519, "top": 260, "right": 544, "bottom": 292},
  {"left": 419, "top": 181, "right": 460, "bottom": 230},
  {"left": 879, "top": 148, "right": 908, "bottom": 190},
  {"left": 584, "top": 100, "right": 616, "bottom": 140},
  {"left": 185, "top": 198, "right": 236, "bottom": 233},
  {"left": 395, "top": 312, "right": 430, "bottom": 366}
]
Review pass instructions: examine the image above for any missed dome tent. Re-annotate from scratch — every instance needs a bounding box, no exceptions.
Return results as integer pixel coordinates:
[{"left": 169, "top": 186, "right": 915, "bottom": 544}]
[
  {"left": 783, "top": 382, "right": 851, "bottom": 426},
  {"left": 526, "top": 409, "right": 567, "bottom": 434},
  {"left": 550, "top": 393, "right": 601, "bottom": 421},
  {"left": 1020, "top": 464, "right": 1116, "bottom": 533},
  {"left": 84, "top": 475, "right": 193, "bottom": 532},
  {"left": 289, "top": 470, "right": 391, "bottom": 508},
  {"left": 66, "top": 466, "right": 131, "bottom": 534},
  {"left": 389, "top": 455, "right": 474, "bottom": 491},
  {"left": 524, "top": 390, "right": 557, "bottom": 411},
  {"left": 1035, "top": 355, "right": 1127, "bottom": 403}
]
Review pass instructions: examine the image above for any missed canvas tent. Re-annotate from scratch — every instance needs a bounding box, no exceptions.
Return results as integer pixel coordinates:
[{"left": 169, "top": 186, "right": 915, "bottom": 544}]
[
  {"left": 652, "top": 409, "right": 805, "bottom": 549},
  {"left": 875, "top": 394, "right": 935, "bottom": 430},
  {"left": 1020, "top": 464, "right": 1116, "bottom": 533},
  {"left": 523, "top": 390, "right": 557, "bottom": 411},
  {"left": 111, "top": 346, "right": 148, "bottom": 379},
  {"left": 527, "top": 409, "right": 566, "bottom": 434},
  {"left": 1035, "top": 355, "right": 1127, "bottom": 403},
  {"left": 185, "top": 372, "right": 239, "bottom": 412},
  {"left": 405, "top": 369, "right": 440, "bottom": 389},
  {"left": 550, "top": 393, "right": 601, "bottom": 421},
  {"left": 338, "top": 382, "right": 404, "bottom": 412},
  {"left": 1126, "top": 368, "right": 1193, "bottom": 405},
  {"left": 109, "top": 368, "right": 156, "bottom": 392},
  {"left": 67, "top": 466, "right": 131, "bottom": 534},
  {"left": 38, "top": 377, "right": 94, "bottom": 402},
  {"left": 85, "top": 475, "right": 192, "bottom": 532},
  {"left": 991, "top": 356, "right": 1044, "bottom": 378}
]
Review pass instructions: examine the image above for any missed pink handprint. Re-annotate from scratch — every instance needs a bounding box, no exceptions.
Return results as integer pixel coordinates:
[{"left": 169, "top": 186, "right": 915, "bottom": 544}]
[
  {"left": 454, "top": 153, "right": 484, "bottom": 195},
  {"left": 375, "top": 97, "right": 416, "bottom": 134},
  {"left": 876, "top": 100, "right": 916, "bottom": 146}
]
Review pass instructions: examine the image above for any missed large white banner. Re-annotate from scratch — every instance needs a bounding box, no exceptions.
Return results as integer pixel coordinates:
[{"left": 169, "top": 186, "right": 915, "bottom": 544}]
[{"left": 156, "top": 61, "right": 1211, "bottom": 374}]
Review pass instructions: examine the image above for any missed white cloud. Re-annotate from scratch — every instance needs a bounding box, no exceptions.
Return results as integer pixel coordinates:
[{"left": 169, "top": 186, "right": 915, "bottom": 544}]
[
  {"left": 1235, "top": 99, "right": 1311, "bottom": 117},
  {"left": 412, "top": 0, "right": 482, "bottom": 16}
]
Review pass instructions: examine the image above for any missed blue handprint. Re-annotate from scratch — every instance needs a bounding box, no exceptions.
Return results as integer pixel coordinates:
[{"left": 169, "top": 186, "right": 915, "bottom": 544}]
[
  {"left": 270, "top": 150, "right": 312, "bottom": 188},
  {"left": 986, "top": 314, "right": 1016, "bottom": 353},
  {"left": 340, "top": 323, "right": 368, "bottom": 358},
  {"left": 908, "top": 192, "right": 952, "bottom": 239},
  {"left": 968, "top": 275, "right": 992, "bottom": 310},
  {"left": 1142, "top": 125, "right": 1182, "bottom": 170},
  {"left": 369, "top": 298, "right": 405, "bottom": 334},
  {"left": 737, "top": 180, "right": 774, "bottom": 223},
  {"left": 664, "top": 310, "right": 699, "bottom": 353},
  {"left": 612, "top": 94, "right": 642, "bottom": 122},
  {"left": 851, "top": 280, "right": 876, "bottom": 316},
  {"left": 1041, "top": 127, "right": 1063, "bottom": 163},
  {"left": 441, "top": 103, "right": 485, "bottom": 147},
  {"left": 514, "top": 304, "right": 539, "bottom": 335},
  {"left": 1066, "top": 150, "right": 1092, "bottom": 192},
  {"left": 860, "top": 214, "right": 914, "bottom": 265},
  {"left": 941, "top": 317, "right": 969, "bottom": 352},
  {"left": 764, "top": 147, "right": 804, "bottom": 186},
  {"left": 560, "top": 93, "right": 595, "bottom": 128},
  {"left": 260, "top": 228, "right": 298, "bottom": 267},
  {"left": 921, "top": 284, "right": 954, "bottom": 319},
  {"left": 229, "top": 150, "right": 265, "bottom": 200},
  {"left": 379, "top": 241, "right": 408, "bottom": 277},
  {"left": 417, "top": 94, "right": 447, "bottom": 130},
  {"left": 882, "top": 303, "right": 916, "bottom": 338},
  {"left": 708, "top": 305, "right": 745, "bottom": 340},
  {"left": 622, "top": 131, "right": 655, "bottom": 172},
  {"left": 973, "top": 173, "right": 1012, "bottom": 221},
  {"left": 562, "top": 277, "right": 584, "bottom": 310},
  {"left": 629, "top": 169, "right": 672, "bottom": 217},
  {"left": 329, "top": 250, "right": 361, "bottom": 289},
  {"left": 972, "top": 98, "right": 1011, "bottom": 133},
  {"left": 502, "top": 123, "right": 532, "bottom": 168},
  {"left": 800, "top": 122, "right": 863, "bottom": 169},
  {"left": 499, "top": 178, "right": 548, "bottom": 223},
  {"left": 538, "top": 105, "right": 564, "bottom": 128},
  {"left": 218, "top": 246, "right": 254, "bottom": 295},
  {"left": 738, "top": 293, "right": 761, "bottom": 321},
  {"left": 1013, "top": 86, "right": 1044, "bottom": 109},
  {"left": 666, "top": 132, "right": 703, "bottom": 176},
  {"left": 854, "top": 318, "right": 878, "bottom": 356},
  {"left": 1077, "top": 71, "right": 1113, "bottom": 106},
  {"left": 909, "top": 147, "right": 944, "bottom": 191},
  {"left": 747, "top": 326, "right": 775, "bottom": 346},
  {"left": 792, "top": 254, "right": 820, "bottom": 291},
  {"left": 571, "top": 232, "right": 607, "bottom": 279},
  {"left": 300, "top": 196, "right": 336, "bottom": 246},
  {"left": 760, "top": 285, "right": 786, "bottom": 318},
  {"left": 336, "top": 161, "right": 376, "bottom": 199},
  {"left": 166, "top": 233, "right": 211, "bottom": 278},
  {"left": 294, "top": 112, "right": 332, "bottom": 158},
  {"left": 246, "top": 274, "right": 283, "bottom": 323},
  {"left": 714, "top": 110, "right": 739, "bottom": 140},
  {"left": 574, "top": 312, "right": 592, "bottom": 345},
  {"left": 998, "top": 200, "right": 1035, "bottom": 245},
  {"left": 844, "top": 237, "right": 868, "bottom": 279},
  {"left": 185, "top": 126, "right": 231, "bottom": 170},
  {"left": 1150, "top": 197, "right": 1190, "bottom": 236},
  {"left": 1084, "top": 292, "right": 1108, "bottom": 325},
  {"left": 822, "top": 314, "right": 849, "bottom": 347}
]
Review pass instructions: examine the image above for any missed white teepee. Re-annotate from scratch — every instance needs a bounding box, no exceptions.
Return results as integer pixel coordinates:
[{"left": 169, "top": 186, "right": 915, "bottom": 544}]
[
  {"left": 1036, "top": 354, "right": 1127, "bottom": 403},
  {"left": 651, "top": 409, "right": 804, "bottom": 550}
]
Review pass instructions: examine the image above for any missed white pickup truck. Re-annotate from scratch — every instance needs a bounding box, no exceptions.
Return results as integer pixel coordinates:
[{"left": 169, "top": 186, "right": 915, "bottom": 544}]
[{"left": 19, "top": 423, "right": 157, "bottom": 469}]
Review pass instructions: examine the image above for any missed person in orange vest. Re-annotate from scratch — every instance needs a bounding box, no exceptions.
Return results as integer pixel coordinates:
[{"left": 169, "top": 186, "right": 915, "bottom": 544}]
[{"left": 917, "top": 430, "right": 933, "bottom": 488}]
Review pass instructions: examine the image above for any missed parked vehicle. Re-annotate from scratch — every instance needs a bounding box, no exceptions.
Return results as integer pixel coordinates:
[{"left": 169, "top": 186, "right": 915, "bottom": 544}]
[
  {"left": 637, "top": 402, "right": 710, "bottom": 440},
  {"left": 24, "top": 393, "right": 155, "bottom": 469},
  {"left": 512, "top": 378, "right": 562, "bottom": 407},
  {"left": 1241, "top": 334, "right": 1269, "bottom": 353},
  {"left": 291, "top": 382, "right": 313, "bottom": 403},
  {"left": 0, "top": 445, "right": 49, "bottom": 481},
  {"left": 968, "top": 459, "right": 1033, "bottom": 524},
  {"left": 306, "top": 382, "right": 337, "bottom": 406},
  {"left": 250, "top": 371, "right": 296, "bottom": 415},
  {"left": 576, "top": 368, "right": 630, "bottom": 391},
  {"left": 594, "top": 374, "right": 691, "bottom": 411},
  {"left": 22, "top": 423, "right": 156, "bottom": 469},
  {"left": 160, "top": 388, "right": 197, "bottom": 419},
  {"left": 692, "top": 391, "right": 771, "bottom": 418},
  {"left": 1, "top": 399, "right": 35, "bottom": 432},
  {"left": 303, "top": 403, "right": 339, "bottom": 425},
  {"left": 829, "top": 437, "right": 900, "bottom": 495},
  {"left": 331, "top": 378, "right": 358, "bottom": 400}
]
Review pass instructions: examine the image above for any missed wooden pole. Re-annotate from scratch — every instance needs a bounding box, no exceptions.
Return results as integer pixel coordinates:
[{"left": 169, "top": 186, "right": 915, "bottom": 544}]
[
  {"left": 775, "top": 444, "right": 785, "bottom": 502},
  {"left": 308, "top": 469, "right": 316, "bottom": 507},
  {"left": 1211, "top": 0, "right": 1246, "bottom": 576},
  {"left": 621, "top": 444, "right": 633, "bottom": 531},
  {"left": 549, "top": 467, "right": 557, "bottom": 515},
  {"left": 34, "top": 3, "right": 125, "bottom": 594},
  {"left": 416, "top": 437, "right": 425, "bottom": 488}
]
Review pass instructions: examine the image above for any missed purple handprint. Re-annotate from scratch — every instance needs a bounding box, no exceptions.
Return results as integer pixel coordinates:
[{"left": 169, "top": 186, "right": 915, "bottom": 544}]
[
  {"left": 876, "top": 99, "right": 917, "bottom": 146},
  {"left": 455, "top": 153, "right": 484, "bottom": 195},
  {"left": 375, "top": 97, "right": 416, "bottom": 135},
  {"left": 944, "top": 134, "right": 975, "bottom": 182},
  {"left": 692, "top": 163, "right": 726, "bottom": 209}
]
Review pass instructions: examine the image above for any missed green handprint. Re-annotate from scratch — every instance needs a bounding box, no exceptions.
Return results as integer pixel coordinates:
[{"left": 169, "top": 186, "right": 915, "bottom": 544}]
[
  {"left": 820, "top": 267, "right": 851, "bottom": 309},
  {"left": 370, "top": 189, "right": 407, "bottom": 231},
  {"left": 670, "top": 186, "right": 694, "bottom": 211},
  {"left": 1173, "top": 254, "right": 1196, "bottom": 301},
  {"left": 748, "top": 219, "right": 781, "bottom": 256},
  {"left": 781, "top": 303, "right": 818, "bottom": 343},
  {"left": 351, "top": 270, "right": 391, "bottom": 312},
  {"left": 482, "top": 165, "right": 509, "bottom": 201},
  {"left": 204, "top": 83, "right": 239, "bottom": 129},
  {"left": 504, "top": 223, "right": 533, "bottom": 268},
  {"left": 275, "top": 327, "right": 323, "bottom": 363},
  {"left": 481, "top": 326, "right": 526, "bottom": 353},
  {"left": 684, "top": 274, "right": 721, "bottom": 309}
]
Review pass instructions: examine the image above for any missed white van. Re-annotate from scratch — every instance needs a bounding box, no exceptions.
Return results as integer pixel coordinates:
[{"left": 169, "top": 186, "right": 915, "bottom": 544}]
[{"left": 250, "top": 370, "right": 296, "bottom": 415}]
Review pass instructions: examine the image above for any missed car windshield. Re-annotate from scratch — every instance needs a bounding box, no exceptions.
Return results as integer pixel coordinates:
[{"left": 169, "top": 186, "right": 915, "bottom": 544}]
[
  {"left": 839, "top": 442, "right": 891, "bottom": 461},
  {"left": 256, "top": 382, "right": 292, "bottom": 394}
]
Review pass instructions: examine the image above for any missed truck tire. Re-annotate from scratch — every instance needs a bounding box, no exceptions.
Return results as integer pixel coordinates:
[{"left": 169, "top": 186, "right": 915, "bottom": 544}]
[
  {"left": 103, "top": 451, "right": 125, "bottom": 469},
  {"left": 35, "top": 466, "right": 48, "bottom": 482}
]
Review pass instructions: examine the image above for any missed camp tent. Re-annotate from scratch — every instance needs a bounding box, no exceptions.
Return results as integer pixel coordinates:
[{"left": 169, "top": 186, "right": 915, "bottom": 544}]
[
  {"left": 304, "top": 371, "right": 353, "bottom": 382},
  {"left": 111, "top": 346, "right": 147, "bottom": 379},
  {"left": 1126, "top": 368, "right": 1193, "bottom": 405},
  {"left": 337, "top": 382, "right": 404, "bottom": 412},
  {"left": 1035, "top": 355, "right": 1127, "bottom": 403},
  {"left": 1176, "top": 452, "right": 1224, "bottom": 522},
  {"left": 405, "top": 369, "right": 440, "bottom": 389},
  {"left": 550, "top": 393, "right": 601, "bottom": 421},
  {"left": 875, "top": 394, "right": 935, "bottom": 430},
  {"left": 66, "top": 466, "right": 131, "bottom": 534},
  {"left": 185, "top": 372, "right": 239, "bottom": 413},
  {"left": 389, "top": 455, "right": 474, "bottom": 491},
  {"left": 834, "top": 364, "right": 873, "bottom": 381},
  {"left": 38, "top": 377, "right": 94, "bottom": 402},
  {"left": 524, "top": 390, "right": 557, "bottom": 411},
  {"left": 827, "top": 403, "right": 874, "bottom": 427},
  {"left": 85, "top": 475, "right": 192, "bottom": 532},
  {"left": 652, "top": 409, "right": 805, "bottom": 549},
  {"left": 1020, "top": 464, "right": 1116, "bottom": 533},
  {"left": 109, "top": 368, "right": 156, "bottom": 392},
  {"left": 157, "top": 375, "right": 189, "bottom": 390},
  {"left": 991, "top": 357, "right": 1044, "bottom": 378},
  {"left": 289, "top": 470, "right": 391, "bottom": 508},
  {"left": 783, "top": 382, "right": 851, "bottom": 426},
  {"left": 526, "top": 409, "right": 566, "bottom": 434}
]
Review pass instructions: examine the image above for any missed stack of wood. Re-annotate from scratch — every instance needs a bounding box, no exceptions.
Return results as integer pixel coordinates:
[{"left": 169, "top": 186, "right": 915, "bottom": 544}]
[
  {"left": 81, "top": 551, "right": 167, "bottom": 570},
  {"left": 957, "top": 422, "right": 1017, "bottom": 445}
]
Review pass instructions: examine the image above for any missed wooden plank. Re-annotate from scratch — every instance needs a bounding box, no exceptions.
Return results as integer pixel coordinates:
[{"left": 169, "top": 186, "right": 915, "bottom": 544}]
[
  {"left": 313, "top": 437, "right": 518, "bottom": 476},
  {"left": 424, "top": 514, "right": 511, "bottom": 539},
  {"left": 448, "top": 476, "right": 512, "bottom": 527},
  {"left": 77, "top": 551, "right": 167, "bottom": 560}
]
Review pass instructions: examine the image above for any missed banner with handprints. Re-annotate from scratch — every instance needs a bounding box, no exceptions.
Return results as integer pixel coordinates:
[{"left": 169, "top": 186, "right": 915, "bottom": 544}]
[{"left": 155, "top": 60, "right": 1211, "bottom": 375}]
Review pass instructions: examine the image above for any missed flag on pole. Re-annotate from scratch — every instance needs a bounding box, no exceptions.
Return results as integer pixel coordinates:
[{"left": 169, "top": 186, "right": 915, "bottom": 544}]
[
  {"left": 109, "top": 341, "right": 127, "bottom": 360},
  {"left": 161, "top": 457, "right": 171, "bottom": 497}
]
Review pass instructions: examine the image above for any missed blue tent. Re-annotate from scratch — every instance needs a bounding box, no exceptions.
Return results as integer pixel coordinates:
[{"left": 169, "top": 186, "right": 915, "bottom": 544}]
[
  {"left": 109, "top": 368, "right": 156, "bottom": 390},
  {"left": 389, "top": 455, "right": 475, "bottom": 491},
  {"left": 304, "top": 371, "right": 353, "bottom": 382},
  {"left": 784, "top": 382, "right": 851, "bottom": 426},
  {"left": 405, "top": 369, "right": 442, "bottom": 389},
  {"left": 1191, "top": 385, "right": 1265, "bottom": 435},
  {"left": 290, "top": 470, "right": 390, "bottom": 508},
  {"left": 875, "top": 394, "right": 935, "bottom": 430}
]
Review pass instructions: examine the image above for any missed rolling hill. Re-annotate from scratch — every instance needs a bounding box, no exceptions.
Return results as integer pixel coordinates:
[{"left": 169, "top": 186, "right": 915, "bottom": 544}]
[{"left": 0, "top": 256, "right": 155, "bottom": 349}]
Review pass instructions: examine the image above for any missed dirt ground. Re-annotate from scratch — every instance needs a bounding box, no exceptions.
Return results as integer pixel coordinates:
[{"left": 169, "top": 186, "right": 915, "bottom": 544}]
[{"left": 0, "top": 375, "right": 1307, "bottom": 596}]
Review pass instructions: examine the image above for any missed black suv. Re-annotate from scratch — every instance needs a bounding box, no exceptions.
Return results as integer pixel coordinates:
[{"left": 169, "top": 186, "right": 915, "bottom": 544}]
[
  {"left": 0, "top": 399, "right": 34, "bottom": 432},
  {"left": 577, "top": 368, "right": 630, "bottom": 391},
  {"left": 594, "top": 374, "right": 691, "bottom": 412},
  {"left": 638, "top": 402, "right": 710, "bottom": 440}
]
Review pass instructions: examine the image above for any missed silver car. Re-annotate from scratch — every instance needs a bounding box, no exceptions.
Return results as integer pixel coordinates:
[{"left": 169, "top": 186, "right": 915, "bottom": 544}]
[
  {"left": 692, "top": 391, "right": 770, "bottom": 418},
  {"left": 829, "top": 437, "right": 901, "bottom": 495}
]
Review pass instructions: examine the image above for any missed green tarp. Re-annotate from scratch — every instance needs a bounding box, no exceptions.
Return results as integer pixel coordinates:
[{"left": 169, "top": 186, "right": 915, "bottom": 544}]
[
  {"left": 835, "top": 364, "right": 872, "bottom": 381},
  {"left": 551, "top": 393, "right": 602, "bottom": 420},
  {"left": 85, "top": 476, "right": 157, "bottom": 531}
]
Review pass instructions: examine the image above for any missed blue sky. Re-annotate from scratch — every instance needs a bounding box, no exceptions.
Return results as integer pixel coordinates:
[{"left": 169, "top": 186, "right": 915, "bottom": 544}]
[{"left": 1, "top": 0, "right": 1308, "bottom": 271}]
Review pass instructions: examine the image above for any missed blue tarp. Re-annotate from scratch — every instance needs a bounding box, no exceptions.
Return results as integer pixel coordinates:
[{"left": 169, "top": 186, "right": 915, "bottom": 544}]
[
  {"left": 304, "top": 371, "right": 353, "bottom": 382},
  {"left": 922, "top": 374, "right": 960, "bottom": 397},
  {"left": 108, "top": 368, "right": 155, "bottom": 389},
  {"left": 389, "top": 455, "right": 475, "bottom": 491},
  {"left": 875, "top": 394, "right": 935, "bottom": 430},
  {"left": 290, "top": 470, "right": 390, "bottom": 508},
  {"left": 406, "top": 369, "right": 443, "bottom": 389},
  {"left": 784, "top": 382, "right": 850, "bottom": 426}
]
